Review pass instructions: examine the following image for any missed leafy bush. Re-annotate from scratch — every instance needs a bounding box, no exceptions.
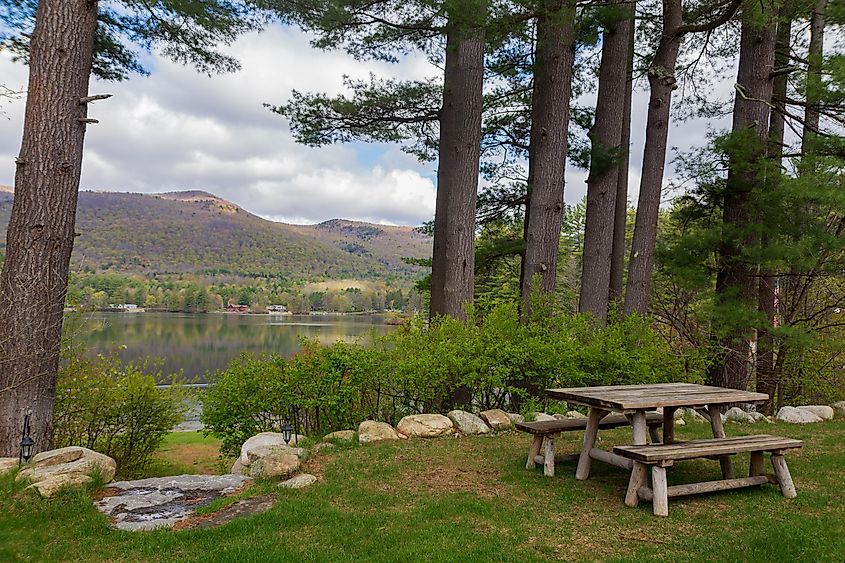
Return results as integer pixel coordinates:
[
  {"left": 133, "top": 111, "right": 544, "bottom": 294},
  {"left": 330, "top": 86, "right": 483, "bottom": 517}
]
[
  {"left": 53, "top": 352, "right": 185, "bottom": 477},
  {"left": 202, "top": 304, "right": 702, "bottom": 454}
]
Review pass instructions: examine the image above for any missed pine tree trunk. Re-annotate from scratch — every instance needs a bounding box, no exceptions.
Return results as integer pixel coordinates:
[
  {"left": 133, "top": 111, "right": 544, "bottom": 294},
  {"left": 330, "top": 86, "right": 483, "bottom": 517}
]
[
  {"left": 802, "top": 0, "right": 827, "bottom": 157},
  {"left": 0, "top": 0, "right": 99, "bottom": 457},
  {"left": 624, "top": 0, "right": 683, "bottom": 316},
  {"left": 430, "top": 21, "right": 485, "bottom": 320},
  {"left": 579, "top": 3, "right": 632, "bottom": 320},
  {"left": 708, "top": 4, "right": 776, "bottom": 390},
  {"left": 608, "top": 6, "right": 635, "bottom": 307},
  {"left": 756, "top": 11, "right": 791, "bottom": 413},
  {"left": 520, "top": 0, "right": 576, "bottom": 317}
]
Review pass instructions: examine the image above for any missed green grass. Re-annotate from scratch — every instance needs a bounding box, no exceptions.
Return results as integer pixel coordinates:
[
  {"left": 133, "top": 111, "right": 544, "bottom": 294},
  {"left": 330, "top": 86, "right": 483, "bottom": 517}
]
[
  {"left": 1, "top": 420, "right": 844, "bottom": 562},
  {"left": 141, "top": 432, "right": 233, "bottom": 478}
]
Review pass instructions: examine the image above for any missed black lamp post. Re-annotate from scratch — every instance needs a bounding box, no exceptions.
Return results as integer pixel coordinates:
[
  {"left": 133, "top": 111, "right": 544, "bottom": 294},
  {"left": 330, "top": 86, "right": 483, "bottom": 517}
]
[
  {"left": 281, "top": 421, "right": 293, "bottom": 445},
  {"left": 19, "top": 413, "right": 34, "bottom": 465}
]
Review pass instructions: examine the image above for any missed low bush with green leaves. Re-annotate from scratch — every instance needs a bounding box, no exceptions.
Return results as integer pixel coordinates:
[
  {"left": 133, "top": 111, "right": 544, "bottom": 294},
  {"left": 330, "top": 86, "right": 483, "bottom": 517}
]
[
  {"left": 202, "top": 304, "right": 703, "bottom": 455},
  {"left": 53, "top": 352, "right": 186, "bottom": 477}
]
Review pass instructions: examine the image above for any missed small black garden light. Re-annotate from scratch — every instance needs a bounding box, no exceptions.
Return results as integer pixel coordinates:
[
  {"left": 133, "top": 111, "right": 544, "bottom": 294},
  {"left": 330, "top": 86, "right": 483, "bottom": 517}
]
[
  {"left": 281, "top": 421, "right": 294, "bottom": 445},
  {"left": 19, "top": 413, "right": 34, "bottom": 465}
]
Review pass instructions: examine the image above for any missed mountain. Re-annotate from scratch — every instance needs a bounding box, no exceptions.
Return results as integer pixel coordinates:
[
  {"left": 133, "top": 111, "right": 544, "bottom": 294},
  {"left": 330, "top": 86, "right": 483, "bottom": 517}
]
[{"left": 0, "top": 186, "right": 431, "bottom": 283}]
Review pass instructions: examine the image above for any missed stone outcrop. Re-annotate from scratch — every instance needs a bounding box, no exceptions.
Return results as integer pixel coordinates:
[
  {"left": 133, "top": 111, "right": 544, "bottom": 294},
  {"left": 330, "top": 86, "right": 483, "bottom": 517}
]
[
  {"left": 776, "top": 406, "right": 823, "bottom": 424},
  {"left": 533, "top": 413, "right": 557, "bottom": 422},
  {"left": 248, "top": 450, "right": 301, "bottom": 480},
  {"left": 16, "top": 446, "right": 116, "bottom": 498},
  {"left": 358, "top": 421, "right": 401, "bottom": 443},
  {"left": 396, "top": 414, "right": 455, "bottom": 438},
  {"left": 278, "top": 473, "right": 317, "bottom": 489},
  {"left": 479, "top": 409, "right": 513, "bottom": 431},
  {"left": 447, "top": 410, "right": 492, "bottom": 435},
  {"left": 324, "top": 430, "right": 356, "bottom": 442},
  {"left": 565, "top": 411, "right": 586, "bottom": 419},
  {"left": 96, "top": 474, "right": 250, "bottom": 531}
]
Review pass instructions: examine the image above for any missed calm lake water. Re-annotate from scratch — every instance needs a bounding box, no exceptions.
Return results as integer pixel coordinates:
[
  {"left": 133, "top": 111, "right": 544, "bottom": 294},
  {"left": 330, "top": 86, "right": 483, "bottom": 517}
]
[{"left": 78, "top": 312, "right": 392, "bottom": 383}]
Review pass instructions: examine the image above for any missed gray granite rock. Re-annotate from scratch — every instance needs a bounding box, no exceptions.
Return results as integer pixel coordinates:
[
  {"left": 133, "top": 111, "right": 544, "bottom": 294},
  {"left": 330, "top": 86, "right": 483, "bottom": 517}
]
[
  {"left": 278, "top": 473, "right": 317, "bottom": 489},
  {"left": 797, "top": 405, "right": 834, "bottom": 421},
  {"left": 324, "top": 430, "right": 356, "bottom": 442},
  {"left": 447, "top": 410, "right": 492, "bottom": 435},
  {"left": 776, "top": 406, "right": 823, "bottom": 424},
  {"left": 17, "top": 447, "right": 116, "bottom": 498},
  {"left": 96, "top": 474, "right": 251, "bottom": 531},
  {"left": 832, "top": 401, "right": 845, "bottom": 419},
  {"left": 396, "top": 414, "right": 455, "bottom": 438},
  {"left": 0, "top": 458, "right": 18, "bottom": 475},
  {"left": 479, "top": 409, "right": 513, "bottom": 431},
  {"left": 534, "top": 413, "right": 557, "bottom": 422},
  {"left": 506, "top": 413, "right": 525, "bottom": 424},
  {"left": 358, "top": 421, "right": 401, "bottom": 443}
]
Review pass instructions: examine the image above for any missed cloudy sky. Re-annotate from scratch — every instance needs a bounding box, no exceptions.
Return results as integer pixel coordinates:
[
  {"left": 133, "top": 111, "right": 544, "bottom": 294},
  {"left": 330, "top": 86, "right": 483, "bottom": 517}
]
[{"left": 0, "top": 23, "right": 732, "bottom": 226}]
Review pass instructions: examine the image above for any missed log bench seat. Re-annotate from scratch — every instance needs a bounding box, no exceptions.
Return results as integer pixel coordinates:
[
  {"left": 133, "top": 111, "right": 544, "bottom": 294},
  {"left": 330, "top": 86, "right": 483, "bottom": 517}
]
[
  {"left": 516, "top": 412, "right": 664, "bottom": 477},
  {"left": 613, "top": 435, "right": 804, "bottom": 516}
]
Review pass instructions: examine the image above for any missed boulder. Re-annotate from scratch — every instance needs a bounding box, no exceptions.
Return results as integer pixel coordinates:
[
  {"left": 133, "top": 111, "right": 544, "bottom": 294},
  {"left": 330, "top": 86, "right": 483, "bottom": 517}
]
[
  {"left": 324, "top": 430, "right": 356, "bottom": 442},
  {"left": 776, "top": 406, "right": 823, "bottom": 424},
  {"left": 655, "top": 407, "right": 684, "bottom": 420},
  {"left": 17, "top": 446, "right": 116, "bottom": 497},
  {"left": 0, "top": 457, "right": 18, "bottom": 474},
  {"left": 725, "top": 407, "right": 755, "bottom": 424},
  {"left": 747, "top": 411, "right": 770, "bottom": 424},
  {"left": 312, "top": 442, "right": 335, "bottom": 454},
  {"left": 506, "top": 413, "right": 525, "bottom": 425},
  {"left": 358, "top": 421, "right": 401, "bottom": 443},
  {"left": 682, "top": 408, "right": 708, "bottom": 423},
  {"left": 551, "top": 414, "right": 567, "bottom": 421},
  {"left": 245, "top": 445, "right": 306, "bottom": 465},
  {"left": 447, "top": 410, "right": 492, "bottom": 435},
  {"left": 675, "top": 418, "right": 686, "bottom": 427},
  {"left": 249, "top": 451, "right": 300, "bottom": 480},
  {"left": 278, "top": 473, "right": 317, "bottom": 489},
  {"left": 832, "top": 401, "right": 845, "bottom": 419},
  {"left": 565, "top": 411, "right": 587, "bottom": 419},
  {"left": 480, "top": 409, "right": 514, "bottom": 431},
  {"left": 231, "top": 458, "right": 246, "bottom": 476},
  {"left": 239, "top": 432, "right": 304, "bottom": 465},
  {"left": 396, "top": 414, "right": 455, "bottom": 438},
  {"left": 797, "top": 405, "right": 834, "bottom": 421}
]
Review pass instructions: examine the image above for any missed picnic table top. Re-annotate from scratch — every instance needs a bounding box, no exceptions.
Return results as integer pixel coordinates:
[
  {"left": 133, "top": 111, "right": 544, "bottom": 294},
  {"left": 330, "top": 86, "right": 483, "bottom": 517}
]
[{"left": 546, "top": 383, "right": 768, "bottom": 411}]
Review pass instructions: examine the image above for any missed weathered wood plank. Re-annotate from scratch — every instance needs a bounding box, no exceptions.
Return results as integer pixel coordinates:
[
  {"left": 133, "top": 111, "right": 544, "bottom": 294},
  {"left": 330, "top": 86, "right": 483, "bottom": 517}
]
[
  {"left": 515, "top": 412, "right": 662, "bottom": 435},
  {"left": 613, "top": 435, "right": 803, "bottom": 462},
  {"left": 749, "top": 451, "right": 764, "bottom": 477},
  {"left": 546, "top": 383, "right": 768, "bottom": 411}
]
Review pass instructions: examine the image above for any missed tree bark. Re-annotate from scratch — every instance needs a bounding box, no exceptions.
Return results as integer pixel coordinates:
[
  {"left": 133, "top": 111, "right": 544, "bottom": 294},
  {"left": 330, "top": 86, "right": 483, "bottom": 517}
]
[
  {"left": 429, "top": 19, "right": 486, "bottom": 320},
  {"left": 801, "top": 0, "right": 826, "bottom": 158},
  {"left": 0, "top": 0, "right": 99, "bottom": 456},
  {"left": 624, "top": 0, "right": 683, "bottom": 316},
  {"left": 520, "top": 0, "right": 577, "bottom": 317},
  {"left": 579, "top": 3, "right": 632, "bottom": 320},
  {"left": 756, "top": 9, "right": 791, "bottom": 413},
  {"left": 708, "top": 3, "right": 776, "bottom": 390},
  {"left": 608, "top": 5, "right": 635, "bottom": 307}
]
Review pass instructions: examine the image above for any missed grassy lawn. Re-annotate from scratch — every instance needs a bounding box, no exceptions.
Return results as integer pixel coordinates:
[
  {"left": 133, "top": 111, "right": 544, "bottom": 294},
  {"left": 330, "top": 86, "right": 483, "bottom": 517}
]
[{"left": 1, "top": 420, "right": 843, "bottom": 562}]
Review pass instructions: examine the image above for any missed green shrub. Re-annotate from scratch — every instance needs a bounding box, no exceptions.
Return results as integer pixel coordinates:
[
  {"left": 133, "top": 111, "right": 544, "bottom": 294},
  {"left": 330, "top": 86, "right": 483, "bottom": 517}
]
[
  {"left": 52, "top": 353, "right": 186, "bottom": 477},
  {"left": 202, "top": 304, "right": 703, "bottom": 453}
]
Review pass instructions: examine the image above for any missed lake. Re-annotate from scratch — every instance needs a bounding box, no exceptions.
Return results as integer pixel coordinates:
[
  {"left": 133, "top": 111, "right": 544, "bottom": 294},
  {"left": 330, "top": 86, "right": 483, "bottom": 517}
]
[{"left": 78, "top": 312, "right": 392, "bottom": 383}]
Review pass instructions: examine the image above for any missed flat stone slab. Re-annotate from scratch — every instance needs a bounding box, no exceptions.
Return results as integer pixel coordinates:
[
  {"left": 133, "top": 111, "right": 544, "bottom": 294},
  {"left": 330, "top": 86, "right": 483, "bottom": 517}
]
[
  {"left": 95, "top": 474, "right": 251, "bottom": 531},
  {"left": 178, "top": 495, "right": 276, "bottom": 531}
]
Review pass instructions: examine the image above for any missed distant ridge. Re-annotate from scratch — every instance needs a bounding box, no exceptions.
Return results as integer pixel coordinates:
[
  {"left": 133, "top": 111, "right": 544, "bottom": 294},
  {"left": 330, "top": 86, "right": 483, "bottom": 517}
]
[{"left": 0, "top": 189, "right": 431, "bottom": 283}]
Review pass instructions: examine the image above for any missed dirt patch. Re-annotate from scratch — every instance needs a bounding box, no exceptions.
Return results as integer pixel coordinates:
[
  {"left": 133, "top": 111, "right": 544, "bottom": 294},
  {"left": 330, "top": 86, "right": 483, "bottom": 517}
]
[{"left": 154, "top": 443, "right": 224, "bottom": 475}]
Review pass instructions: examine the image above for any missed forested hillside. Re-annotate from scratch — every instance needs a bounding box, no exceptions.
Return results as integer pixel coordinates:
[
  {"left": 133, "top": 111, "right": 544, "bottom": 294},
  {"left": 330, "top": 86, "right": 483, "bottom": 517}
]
[{"left": 0, "top": 185, "right": 430, "bottom": 283}]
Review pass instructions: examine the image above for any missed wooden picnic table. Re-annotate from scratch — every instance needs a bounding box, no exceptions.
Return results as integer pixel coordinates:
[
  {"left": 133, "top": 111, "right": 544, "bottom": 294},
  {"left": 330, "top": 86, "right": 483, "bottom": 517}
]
[{"left": 546, "top": 383, "right": 768, "bottom": 505}]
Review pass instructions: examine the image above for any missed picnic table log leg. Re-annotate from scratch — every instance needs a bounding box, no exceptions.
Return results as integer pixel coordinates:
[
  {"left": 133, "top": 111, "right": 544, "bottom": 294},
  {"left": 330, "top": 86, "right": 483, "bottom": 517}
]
[
  {"left": 575, "top": 408, "right": 607, "bottom": 480},
  {"left": 544, "top": 434, "right": 558, "bottom": 477},
  {"left": 651, "top": 465, "right": 669, "bottom": 517},
  {"left": 648, "top": 426, "right": 660, "bottom": 444},
  {"left": 771, "top": 453, "right": 797, "bottom": 498},
  {"left": 707, "top": 404, "right": 735, "bottom": 479},
  {"left": 749, "top": 451, "right": 764, "bottom": 477},
  {"left": 526, "top": 435, "right": 543, "bottom": 470},
  {"left": 623, "top": 411, "right": 649, "bottom": 507},
  {"left": 663, "top": 407, "right": 677, "bottom": 444}
]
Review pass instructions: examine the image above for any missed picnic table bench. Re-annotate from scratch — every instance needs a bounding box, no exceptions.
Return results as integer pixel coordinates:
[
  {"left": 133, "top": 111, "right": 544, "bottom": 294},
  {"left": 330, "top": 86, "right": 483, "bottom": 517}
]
[
  {"left": 614, "top": 435, "right": 803, "bottom": 516},
  {"left": 516, "top": 413, "right": 664, "bottom": 477}
]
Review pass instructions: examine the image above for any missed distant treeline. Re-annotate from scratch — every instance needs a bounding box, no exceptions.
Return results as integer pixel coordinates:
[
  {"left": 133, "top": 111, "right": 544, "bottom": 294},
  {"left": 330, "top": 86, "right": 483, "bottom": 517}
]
[{"left": 67, "top": 272, "right": 423, "bottom": 314}]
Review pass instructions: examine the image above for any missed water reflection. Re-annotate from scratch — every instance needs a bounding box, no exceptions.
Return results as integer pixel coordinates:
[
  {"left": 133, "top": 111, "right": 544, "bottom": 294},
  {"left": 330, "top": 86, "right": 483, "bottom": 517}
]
[{"left": 79, "top": 312, "right": 391, "bottom": 383}]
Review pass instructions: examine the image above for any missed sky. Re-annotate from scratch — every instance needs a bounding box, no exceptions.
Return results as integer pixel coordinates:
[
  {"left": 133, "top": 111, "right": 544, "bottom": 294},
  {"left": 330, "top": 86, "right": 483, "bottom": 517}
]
[{"left": 0, "top": 23, "right": 733, "bottom": 226}]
